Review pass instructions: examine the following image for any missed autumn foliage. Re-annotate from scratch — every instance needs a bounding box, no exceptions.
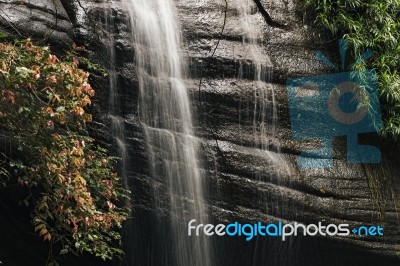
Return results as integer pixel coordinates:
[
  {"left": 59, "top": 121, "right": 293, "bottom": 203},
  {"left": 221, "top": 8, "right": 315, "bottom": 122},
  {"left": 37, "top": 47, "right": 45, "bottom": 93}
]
[{"left": 0, "top": 40, "right": 130, "bottom": 262}]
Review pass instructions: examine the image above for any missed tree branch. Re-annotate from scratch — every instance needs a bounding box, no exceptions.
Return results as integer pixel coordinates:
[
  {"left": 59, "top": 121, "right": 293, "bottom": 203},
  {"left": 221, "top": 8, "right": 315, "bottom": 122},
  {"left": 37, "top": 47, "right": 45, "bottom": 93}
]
[{"left": 252, "top": 0, "right": 288, "bottom": 29}]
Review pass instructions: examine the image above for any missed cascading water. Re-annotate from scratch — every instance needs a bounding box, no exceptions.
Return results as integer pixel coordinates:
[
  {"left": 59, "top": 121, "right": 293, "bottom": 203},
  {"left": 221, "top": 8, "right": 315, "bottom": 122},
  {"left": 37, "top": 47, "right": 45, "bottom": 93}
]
[
  {"left": 235, "top": 0, "right": 274, "bottom": 149},
  {"left": 123, "top": 0, "right": 212, "bottom": 265},
  {"left": 105, "top": 11, "right": 128, "bottom": 185},
  {"left": 235, "top": 0, "right": 289, "bottom": 173},
  {"left": 235, "top": 2, "right": 294, "bottom": 265}
]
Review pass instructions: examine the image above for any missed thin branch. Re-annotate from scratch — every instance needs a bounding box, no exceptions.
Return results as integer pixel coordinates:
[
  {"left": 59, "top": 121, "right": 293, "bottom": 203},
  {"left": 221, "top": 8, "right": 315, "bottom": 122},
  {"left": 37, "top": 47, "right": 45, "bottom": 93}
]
[
  {"left": 197, "top": 0, "right": 228, "bottom": 155},
  {"left": 0, "top": 11, "right": 24, "bottom": 37},
  {"left": 75, "top": 0, "right": 108, "bottom": 39},
  {"left": 252, "top": 0, "right": 288, "bottom": 29},
  {"left": 198, "top": 0, "right": 228, "bottom": 101}
]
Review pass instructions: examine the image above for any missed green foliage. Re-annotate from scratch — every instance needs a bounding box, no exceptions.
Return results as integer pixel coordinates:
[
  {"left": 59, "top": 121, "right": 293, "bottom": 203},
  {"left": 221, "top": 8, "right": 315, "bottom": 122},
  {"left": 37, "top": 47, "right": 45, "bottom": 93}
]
[
  {"left": 303, "top": 0, "right": 400, "bottom": 138},
  {"left": 0, "top": 39, "right": 130, "bottom": 262}
]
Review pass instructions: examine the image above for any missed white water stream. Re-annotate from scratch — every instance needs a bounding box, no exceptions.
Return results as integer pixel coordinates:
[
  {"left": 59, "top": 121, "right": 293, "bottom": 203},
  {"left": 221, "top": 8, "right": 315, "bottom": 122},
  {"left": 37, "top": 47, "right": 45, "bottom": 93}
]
[{"left": 123, "top": 0, "right": 212, "bottom": 265}]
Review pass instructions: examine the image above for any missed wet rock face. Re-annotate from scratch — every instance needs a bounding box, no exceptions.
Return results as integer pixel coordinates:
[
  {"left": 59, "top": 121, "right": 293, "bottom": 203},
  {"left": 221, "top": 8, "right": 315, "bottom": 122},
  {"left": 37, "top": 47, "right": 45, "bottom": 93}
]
[
  {"left": 0, "top": 0, "right": 73, "bottom": 48},
  {"left": 0, "top": 0, "right": 400, "bottom": 266},
  {"left": 175, "top": 0, "right": 400, "bottom": 265}
]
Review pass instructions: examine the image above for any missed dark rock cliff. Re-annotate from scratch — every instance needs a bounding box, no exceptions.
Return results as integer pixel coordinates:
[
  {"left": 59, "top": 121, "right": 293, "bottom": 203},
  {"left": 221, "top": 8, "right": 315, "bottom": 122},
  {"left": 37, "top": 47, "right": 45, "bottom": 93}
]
[{"left": 0, "top": 0, "right": 399, "bottom": 265}]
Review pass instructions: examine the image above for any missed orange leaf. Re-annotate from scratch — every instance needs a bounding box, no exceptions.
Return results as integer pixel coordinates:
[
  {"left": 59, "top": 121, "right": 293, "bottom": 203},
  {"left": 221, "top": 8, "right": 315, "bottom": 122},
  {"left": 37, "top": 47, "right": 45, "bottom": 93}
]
[
  {"left": 73, "top": 107, "right": 85, "bottom": 116},
  {"left": 43, "top": 233, "right": 52, "bottom": 242},
  {"left": 39, "top": 228, "right": 48, "bottom": 237},
  {"left": 5, "top": 90, "right": 15, "bottom": 104}
]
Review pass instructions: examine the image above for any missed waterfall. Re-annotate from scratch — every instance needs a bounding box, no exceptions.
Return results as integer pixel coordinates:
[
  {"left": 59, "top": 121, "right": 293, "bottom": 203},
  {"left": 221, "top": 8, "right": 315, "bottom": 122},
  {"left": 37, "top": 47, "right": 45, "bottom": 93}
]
[
  {"left": 235, "top": 0, "right": 276, "bottom": 151},
  {"left": 104, "top": 8, "right": 129, "bottom": 191},
  {"left": 123, "top": 0, "right": 212, "bottom": 265},
  {"left": 234, "top": 2, "right": 294, "bottom": 265},
  {"left": 235, "top": 0, "right": 289, "bottom": 174}
]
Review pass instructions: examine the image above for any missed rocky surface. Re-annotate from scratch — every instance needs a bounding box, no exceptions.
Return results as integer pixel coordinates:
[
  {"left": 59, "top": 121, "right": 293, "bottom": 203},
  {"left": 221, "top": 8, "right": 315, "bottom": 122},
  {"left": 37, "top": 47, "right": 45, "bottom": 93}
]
[
  {"left": 0, "top": 0, "right": 73, "bottom": 48},
  {"left": 174, "top": 1, "right": 400, "bottom": 265},
  {"left": 0, "top": 0, "right": 399, "bottom": 265}
]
